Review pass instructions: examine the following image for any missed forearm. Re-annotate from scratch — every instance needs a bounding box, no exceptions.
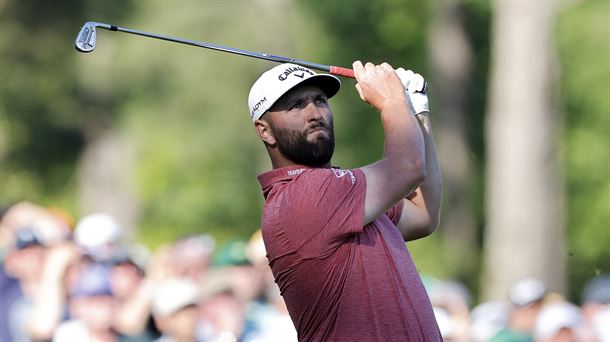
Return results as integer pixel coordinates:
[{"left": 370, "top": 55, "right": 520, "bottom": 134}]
[
  {"left": 417, "top": 113, "right": 442, "bottom": 219},
  {"left": 355, "top": 61, "right": 427, "bottom": 224},
  {"left": 380, "top": 100, "right": 427, "bottom": 186},
  {"left": 401, "top": 113, "right": 442, "bottom": 240},
  {"left": 27, "top": 264, "right": 67, "bottom": 340},
  {"left": 363, "top": 100, "right": 426, "bottom": 224},
  {"left": 114, "top": 280, "right": 155, "bottom": 334}
]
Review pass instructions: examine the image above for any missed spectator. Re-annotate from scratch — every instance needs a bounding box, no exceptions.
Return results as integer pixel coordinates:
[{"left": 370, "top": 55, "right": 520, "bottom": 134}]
[
  {"left": 2, "top": 226, "right": 47, "bottom": 342},
  {"left": 469, "top": 301, "right": 510, "bottom": 342},
  {"left": 28, "top": 241, "right": 82, "bottom": 341},
  {"left": 74, "top": 213, "right": 125, "bottom": 264},
  {"left": 533, "top": 301, "right": 583, "bottom": 342},
  {"left": 6, "top": 201, "right": 608, "bottom": 342},
  {"left": 592, "top": 306, "right": 610, "bottom": 342},
  {"left": 580, "top": 275, "right": 610, "bottom": 341},
  {"left": 110, "top": 246, "right": 149, "bottom": 302},
  {"left": 490, "top": 277, "right": 547, "bottom": 341},
  {"left": 428, "top": 279, "right": 471, "bottom": 341},
  {"left": 110, "top": 245, "right": 160, "bottom": 342},
  {"left": 152, "top": 278, "right": 201, "bottom": 342},
  {"left": 198, "top": 289, "right": 244, "bottom": 342},
  {"left": 1, "top": 201, "right": 65, "bottom": 259},
  {"left": 53, "top": 262, "right": 117, "bottom": 342},
  {"left": 241, "top": 230, "right": 297, "bottom": 342},
  {"left": 169, "top": 234, "right": 215, "bottom": 284},
  {"left": 241, "top": 283, "right": 297, "bottom": 342},
  {"left": 29, "top": 212, "right": 125, "bottom": 341},
  {"left": 582, "top": 275, "right": 610, "bottom": 306},
  {"left": 434, "top": 307, "right": 456, "bottom": 342},
  {"left": 112, "top": 244, "right": 172, "bottom": 340},
  {"left": 0, "top": 202, "right": 70, "bottom": 342}
]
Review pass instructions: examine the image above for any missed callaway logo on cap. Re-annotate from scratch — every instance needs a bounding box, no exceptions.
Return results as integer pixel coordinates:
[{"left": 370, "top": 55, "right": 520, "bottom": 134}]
[{"left": 248, "top": 63, "right": 341, "bottom": 121}]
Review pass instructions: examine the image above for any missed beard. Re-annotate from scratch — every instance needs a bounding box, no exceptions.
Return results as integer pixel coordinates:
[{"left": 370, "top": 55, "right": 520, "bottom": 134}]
[{"left": 272, "top": 121, "right": 335, "bottom": 167}]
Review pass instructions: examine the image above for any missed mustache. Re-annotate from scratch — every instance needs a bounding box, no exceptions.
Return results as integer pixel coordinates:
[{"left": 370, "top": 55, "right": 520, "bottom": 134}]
[{"left": 307, "top": 121, "right": 331, "bottom": 134}]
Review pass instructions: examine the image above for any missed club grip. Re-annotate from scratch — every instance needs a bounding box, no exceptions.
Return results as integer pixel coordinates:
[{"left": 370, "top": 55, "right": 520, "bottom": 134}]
[{"left": 330, "top": 66, "right": 355, "bottom": 79}]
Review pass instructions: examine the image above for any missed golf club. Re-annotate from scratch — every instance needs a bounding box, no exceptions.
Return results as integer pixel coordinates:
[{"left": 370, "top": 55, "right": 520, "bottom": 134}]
[{"left": 74, "top": 21, "right": 355, "bottom": 78}]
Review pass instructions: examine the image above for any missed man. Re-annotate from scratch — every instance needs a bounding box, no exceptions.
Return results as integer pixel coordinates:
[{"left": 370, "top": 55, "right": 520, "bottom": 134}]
[
  {"left": 249, "top": 61, "right": 442, "bottom": 341},
  {"left": 490, "top": 277, "right": 546, "bottom": 342}
]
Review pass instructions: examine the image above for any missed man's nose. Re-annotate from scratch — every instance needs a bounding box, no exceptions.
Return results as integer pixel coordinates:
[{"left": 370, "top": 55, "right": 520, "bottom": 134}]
[{"left": 304, "top": 102, "right": 323, "bottom": 121}]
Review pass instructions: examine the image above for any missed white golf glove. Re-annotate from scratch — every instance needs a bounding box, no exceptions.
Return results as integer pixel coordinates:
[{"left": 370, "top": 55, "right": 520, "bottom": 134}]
[{"left": 396, "top": 68, "right": 429, "bottom": 115}]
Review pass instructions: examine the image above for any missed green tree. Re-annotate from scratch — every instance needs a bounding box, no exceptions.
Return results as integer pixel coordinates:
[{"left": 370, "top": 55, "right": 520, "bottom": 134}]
[
  {"left": 0, "top": 1, "right": 133, "bottom": 211},
  {"left": 557, "top": 0, "right": 610, "bottom": 301}
]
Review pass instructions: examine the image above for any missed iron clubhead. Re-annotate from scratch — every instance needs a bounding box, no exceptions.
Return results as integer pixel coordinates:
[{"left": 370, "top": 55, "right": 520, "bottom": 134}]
[{"left": 75, "top": 23, "right": 97, "bottom": 52}]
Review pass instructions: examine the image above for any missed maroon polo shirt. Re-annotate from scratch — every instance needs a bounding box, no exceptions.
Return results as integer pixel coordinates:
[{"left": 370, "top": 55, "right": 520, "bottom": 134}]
[{"left": 258, "top": 165, "right": 441, "bottom": 342}]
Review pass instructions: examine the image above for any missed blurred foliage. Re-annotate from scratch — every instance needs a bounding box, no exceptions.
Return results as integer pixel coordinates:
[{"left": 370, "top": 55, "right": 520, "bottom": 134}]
[
  {"left": 556, "top": 0, "right": 610, "bottom": 301},
  {"left": 0, "top": 0, "right": 134, "bottom": 210},
  {"left": 0, "top": 0, "right": 607, "bottom": 302}
]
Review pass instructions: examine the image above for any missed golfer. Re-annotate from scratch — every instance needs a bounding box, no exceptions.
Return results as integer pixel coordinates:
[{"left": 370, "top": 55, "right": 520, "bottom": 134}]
[{"left": 249, "top": 61, "right": 442, "bottom": 341}]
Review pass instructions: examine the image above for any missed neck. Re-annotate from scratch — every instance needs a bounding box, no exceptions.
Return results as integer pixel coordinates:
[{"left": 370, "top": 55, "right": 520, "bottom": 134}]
[
  {"left": 267, "top": 146, "right": 332, "bottom": 169},
  {"left": 271, "top": 158, "right": 299, "bottom": 169},
  {"left": 271, "top": 159, "right": 331, "bottom": 169},
  {"left": 267, "top": 146, "right": 295, "bottom": 169}
]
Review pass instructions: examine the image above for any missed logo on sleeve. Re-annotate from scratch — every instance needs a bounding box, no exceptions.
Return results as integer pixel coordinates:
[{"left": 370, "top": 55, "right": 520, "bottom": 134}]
[
  {"left": 332, "top": 169, "right": 356, "bottom": 184},
  {"left": 287, "top": 168, "right": 306, "bottom": 176}
]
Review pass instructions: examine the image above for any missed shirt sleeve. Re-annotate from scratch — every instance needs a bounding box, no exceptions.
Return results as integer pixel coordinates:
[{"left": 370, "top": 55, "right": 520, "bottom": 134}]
[
  {"left": 385, "top": 199, "right": 405, "bottom": 226},
  {"left": 279, "top": 168, "right": 366, "bottom": 256}
]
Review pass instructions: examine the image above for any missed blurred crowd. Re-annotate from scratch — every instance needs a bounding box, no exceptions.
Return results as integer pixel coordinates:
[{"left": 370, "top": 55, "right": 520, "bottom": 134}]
[
  {"left": 1, "top": 202, "right": 293, "bottom": 342},
  {"left": 1, "top": 201, "right": 609, "bottom": 342}
]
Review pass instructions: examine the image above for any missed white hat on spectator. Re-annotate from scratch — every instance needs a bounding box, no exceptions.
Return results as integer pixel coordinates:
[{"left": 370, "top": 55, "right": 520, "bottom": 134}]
[
  {"left": 534, "top": 301, "right": 582, "bottom": 341},
  {"left": 509, "top": 277, "right": 546, "bottom": 307},
  {"left": 469, "top": 301, "right": 509, "bottom": 342},
  {"left": 152, "top": 278, "right": 201, "bottom": 317},
  {"left": 593, "top": 307, "right": 610, "bottom": 342},
  {"left": 74, "top": 213, "right": 124, "bottom": 261},
  {"left": 172, "top": 234, "right": 215, "bottom": 262},
  {"left": 433, "top": 307, "right": 455, "bottom": 340}
]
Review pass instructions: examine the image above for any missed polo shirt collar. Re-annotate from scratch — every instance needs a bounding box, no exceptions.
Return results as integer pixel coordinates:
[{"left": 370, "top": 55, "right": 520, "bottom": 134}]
[{"left": 257, "top": 165, "right": 309, "bottom": 196}]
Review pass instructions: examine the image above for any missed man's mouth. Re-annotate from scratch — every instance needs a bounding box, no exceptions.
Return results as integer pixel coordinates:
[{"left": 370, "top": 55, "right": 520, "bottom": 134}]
[{"left": 307, "top": 125, "right": 328, "bottom": 135}]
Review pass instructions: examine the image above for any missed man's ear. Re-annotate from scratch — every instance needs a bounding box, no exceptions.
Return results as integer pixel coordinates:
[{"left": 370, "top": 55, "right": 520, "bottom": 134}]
[{"left": 254, "top": 119, "right": 276, "bottom": 146}]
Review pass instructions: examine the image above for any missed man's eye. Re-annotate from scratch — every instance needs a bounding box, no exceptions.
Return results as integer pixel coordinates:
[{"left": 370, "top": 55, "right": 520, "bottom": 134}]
[
  {"left": 315, "top": 97, "right": 327, "bottom": 104},
  {"left": 291, "top": 102, "right": 304, "bottom": 110}
]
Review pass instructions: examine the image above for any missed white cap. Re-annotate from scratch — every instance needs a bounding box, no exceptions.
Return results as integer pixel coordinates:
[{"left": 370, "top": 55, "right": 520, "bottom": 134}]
[
  {"left": 248, "top": 63, "right": 341, "bottom": 121},
  {"left": 152, "top": 278, "right": 201, "bottom": 317},
  {"left": 469, "top": 301, "right": 509, "bottom": 342},
  {"left": 509, "top": 277, "right": 546, "bottom": 307},
  {"left": 593, "top": 307, "right": 610, "bottom": 342},
  {"left": 433, "top": 307, "right": 455, "bottom": 339},
  {"left": 74, "top": 213, "right": 124, "bottom": 262},
  {"left": 534, "top": 302, "right": 582, "bottom": 341}
]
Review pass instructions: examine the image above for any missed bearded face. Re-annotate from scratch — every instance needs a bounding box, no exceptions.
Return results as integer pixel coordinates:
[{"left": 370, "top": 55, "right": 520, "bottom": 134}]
[
  {"left": 270, "top": 119, "right": 335, "bottom": 167},
  {"left": 258, "top": 85, "right": 336, "bottom": 167}
]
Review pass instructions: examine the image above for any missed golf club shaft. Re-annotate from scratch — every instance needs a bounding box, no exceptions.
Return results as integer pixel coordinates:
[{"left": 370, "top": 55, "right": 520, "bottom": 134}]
[{"left": 76, "top": 22, "right": 355, "bottom": 78}]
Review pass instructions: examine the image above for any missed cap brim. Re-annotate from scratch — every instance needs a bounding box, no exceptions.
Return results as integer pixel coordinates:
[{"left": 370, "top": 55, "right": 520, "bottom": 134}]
[
  {"left": 301, "top": 74, "right": 341, "bottom": 99},
  {"left": 264, "top": 74, "right": 341, "bottom": 115}
]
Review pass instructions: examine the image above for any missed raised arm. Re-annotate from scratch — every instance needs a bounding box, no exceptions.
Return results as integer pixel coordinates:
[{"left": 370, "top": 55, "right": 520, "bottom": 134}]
[
  {"left": 27, "top": 242, "right": 81, "bottom": 341},
  {"left": 398, "top": 112, "right": 442, "bottom": 241},
  {"left": 354, "top": 61, "right": 426, "bottom": 225},
  {"left": 382, "top": 69, "right": 443, "bottom": 240}
]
